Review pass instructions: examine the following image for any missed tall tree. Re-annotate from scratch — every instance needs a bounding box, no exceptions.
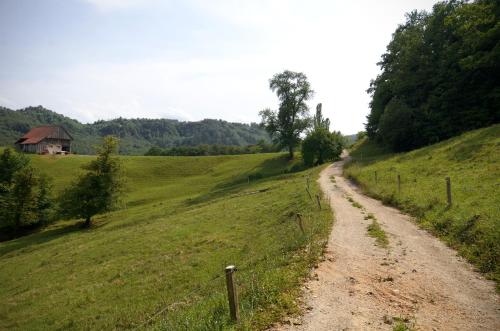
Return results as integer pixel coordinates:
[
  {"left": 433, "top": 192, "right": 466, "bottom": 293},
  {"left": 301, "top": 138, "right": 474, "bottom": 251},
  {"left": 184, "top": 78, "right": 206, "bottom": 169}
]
[
  {"left": 260, "top": 70, "right": 314, "bottom": 158},
  {"left": 313, "top": 103, "right": 330, "bottom": 131},
  {"left": 59, "top": 136, "right": 124, "bottom": 227}
]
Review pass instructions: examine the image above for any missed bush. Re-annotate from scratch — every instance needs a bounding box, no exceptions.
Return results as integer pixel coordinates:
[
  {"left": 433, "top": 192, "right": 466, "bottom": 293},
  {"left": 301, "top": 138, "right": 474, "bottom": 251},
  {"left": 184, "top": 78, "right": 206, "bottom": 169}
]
[
  {"left": 301, "top": 129, "right": 344, "bottom": 166},
  {"left": 0, "top": 148, "right": 53, "bottom": 233}
]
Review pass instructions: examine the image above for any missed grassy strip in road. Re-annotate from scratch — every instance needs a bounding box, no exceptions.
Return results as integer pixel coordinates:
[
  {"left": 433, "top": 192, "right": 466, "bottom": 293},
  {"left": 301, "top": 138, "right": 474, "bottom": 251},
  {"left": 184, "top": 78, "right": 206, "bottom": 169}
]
[{"left": 367, "top": 219, "right": 389, "bottom": 248}]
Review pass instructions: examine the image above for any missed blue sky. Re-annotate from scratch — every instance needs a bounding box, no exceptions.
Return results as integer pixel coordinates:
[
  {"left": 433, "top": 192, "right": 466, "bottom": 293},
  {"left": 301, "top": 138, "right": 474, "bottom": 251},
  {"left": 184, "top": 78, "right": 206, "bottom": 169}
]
[{"left": 0, "top": 0, "right": 438, "bottom": 133}]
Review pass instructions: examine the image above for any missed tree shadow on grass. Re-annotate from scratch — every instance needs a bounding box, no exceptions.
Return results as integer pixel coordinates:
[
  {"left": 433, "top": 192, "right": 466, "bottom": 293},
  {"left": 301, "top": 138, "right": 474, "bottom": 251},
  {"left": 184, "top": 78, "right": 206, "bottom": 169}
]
[
  {"left": 0, "top": 222, "right": 85, "bottom": 257},
  {"left": 185, "top": 155, "right": 308, "bottom": 207}
]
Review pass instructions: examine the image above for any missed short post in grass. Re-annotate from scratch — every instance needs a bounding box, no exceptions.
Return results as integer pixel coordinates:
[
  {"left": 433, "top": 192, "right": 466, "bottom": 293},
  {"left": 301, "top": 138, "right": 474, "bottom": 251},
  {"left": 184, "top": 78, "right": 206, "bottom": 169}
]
[
  {"left": 446, "top": 177, "right": 452, "bottom": 207},
  {"left": 316, "top": 194, "right": 321, "bottom": 210},
  {"left": 296, "top": 213, "right": 305, "bottom": 234},
  {"left": 306, "top": 176, "right": 310, "bottom": 190},
  {"left": 397, "top": 174, "right": 401, "bottom": 194},
  {"left": 225, "top": 265, "right": 239, "bottom": 322}
]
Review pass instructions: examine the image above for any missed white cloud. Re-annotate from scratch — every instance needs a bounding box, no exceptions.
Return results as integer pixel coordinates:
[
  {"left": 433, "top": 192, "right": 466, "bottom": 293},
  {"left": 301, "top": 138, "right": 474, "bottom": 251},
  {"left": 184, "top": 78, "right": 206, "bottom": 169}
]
[{"left": 81, "top": 0, "right": 162, "bottom": 12}]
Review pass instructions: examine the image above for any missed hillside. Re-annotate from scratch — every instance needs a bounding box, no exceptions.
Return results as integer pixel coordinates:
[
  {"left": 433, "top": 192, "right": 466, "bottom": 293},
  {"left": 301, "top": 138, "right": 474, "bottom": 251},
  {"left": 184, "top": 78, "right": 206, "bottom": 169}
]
[
  {"left": 0, "top": 106, "right": 270, "bottom": 155},
  {"left": 0, "top": 153, "right": 332, "bottom": 330},
  {"left": 344, "top": 124, "right": 500, "bottom": 286}
]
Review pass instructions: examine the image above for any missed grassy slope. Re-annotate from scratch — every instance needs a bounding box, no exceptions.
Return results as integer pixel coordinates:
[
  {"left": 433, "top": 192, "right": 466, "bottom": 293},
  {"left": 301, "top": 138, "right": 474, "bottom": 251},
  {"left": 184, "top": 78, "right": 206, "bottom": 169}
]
[
  {"left": 0, "top": 153, "right": 332, "bottom": 330},
  {"left": 344, "top": 124, "right": 500, "bottom": 286}
]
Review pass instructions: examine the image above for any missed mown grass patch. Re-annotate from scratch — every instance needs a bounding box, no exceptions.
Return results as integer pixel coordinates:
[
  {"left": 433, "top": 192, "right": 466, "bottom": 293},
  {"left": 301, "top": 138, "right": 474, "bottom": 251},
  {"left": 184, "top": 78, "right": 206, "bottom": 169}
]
[
  {"left": 0, "top": 153, "right": 333, "bottom": 330},
  {"left": 344, "top": 124, "right": 500, "bottom": 287}
]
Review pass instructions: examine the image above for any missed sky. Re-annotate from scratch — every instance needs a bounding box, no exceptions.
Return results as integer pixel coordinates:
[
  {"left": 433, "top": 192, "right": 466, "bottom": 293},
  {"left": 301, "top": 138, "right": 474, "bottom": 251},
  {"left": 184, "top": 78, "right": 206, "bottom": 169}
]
[{"left": 0, "top": 0, "right": 439, "bottom": 134}]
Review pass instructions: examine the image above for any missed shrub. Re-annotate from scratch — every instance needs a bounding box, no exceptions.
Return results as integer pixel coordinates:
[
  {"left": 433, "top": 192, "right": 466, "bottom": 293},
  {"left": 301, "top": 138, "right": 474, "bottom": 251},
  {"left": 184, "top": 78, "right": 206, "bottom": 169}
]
[
  {"left": 302, "top": 129, "right": 344, "bottom": 166},
  {"left": 0, "top": 148, "right": 53, "bottom": 232}
]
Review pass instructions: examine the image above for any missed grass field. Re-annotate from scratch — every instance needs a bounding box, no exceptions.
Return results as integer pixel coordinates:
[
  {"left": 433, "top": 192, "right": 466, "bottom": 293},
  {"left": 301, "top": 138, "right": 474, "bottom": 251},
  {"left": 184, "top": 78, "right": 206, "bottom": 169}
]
[
  {"left": 344, "top": 124, "right": 500, "bottom": 287},
  {"left": 0, "top": 152, "right": 333, "bottom": 330}
]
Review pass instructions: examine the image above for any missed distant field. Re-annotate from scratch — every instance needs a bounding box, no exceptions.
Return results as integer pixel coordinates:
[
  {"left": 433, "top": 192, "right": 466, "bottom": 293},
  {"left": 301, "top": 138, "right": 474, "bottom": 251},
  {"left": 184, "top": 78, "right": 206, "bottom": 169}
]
[
  {"left": 0, "top": 153, "right": 333, "bottom": 330},
  {"left": 344, "top": 124, "right": 500, "bottom": 286}
]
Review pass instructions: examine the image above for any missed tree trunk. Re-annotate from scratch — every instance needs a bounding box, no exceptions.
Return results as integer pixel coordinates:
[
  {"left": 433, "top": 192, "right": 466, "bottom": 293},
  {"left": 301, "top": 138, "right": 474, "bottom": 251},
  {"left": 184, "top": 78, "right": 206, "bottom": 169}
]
[
  {"left": 84, "top": 216, "right": 91, "bottom": 228},
  {"left": 288, "top": 145, "right": 294, "bottom": 159}
]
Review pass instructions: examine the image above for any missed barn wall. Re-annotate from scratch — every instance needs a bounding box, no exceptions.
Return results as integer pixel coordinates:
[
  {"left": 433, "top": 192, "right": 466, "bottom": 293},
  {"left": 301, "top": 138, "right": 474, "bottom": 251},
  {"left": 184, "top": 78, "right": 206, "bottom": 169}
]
[
  {"left": 46, "top": 127, "right": 72, "bottom": 140},
  {"left": 37, "top": 138, "right": 71, "bottom": 154}
]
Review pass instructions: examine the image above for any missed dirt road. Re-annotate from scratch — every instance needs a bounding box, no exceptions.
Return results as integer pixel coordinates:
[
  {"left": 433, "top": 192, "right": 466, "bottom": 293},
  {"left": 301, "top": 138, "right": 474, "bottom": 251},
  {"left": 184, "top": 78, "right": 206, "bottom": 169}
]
[{"left": 277, "top": 157, "right": 499, "bottom": 330}]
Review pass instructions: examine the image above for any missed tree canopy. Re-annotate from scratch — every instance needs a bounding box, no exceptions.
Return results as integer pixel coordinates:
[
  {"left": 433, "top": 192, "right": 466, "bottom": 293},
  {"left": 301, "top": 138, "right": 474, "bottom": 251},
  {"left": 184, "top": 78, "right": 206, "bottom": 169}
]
[
  {"left": 366, "top": 0, "right": 500, "bottom": 151},
  {"left": 59, "top": 136, "right": 124, "bottom": 227},
  {"left": 313, "top": 103, "right": 330, "bottom": 131},
  {"left": 302, "top": 106, "right": 344, "bottom": 166},
  {"left": 0, "top": 148, "right": 53, "bottom": 234},
  {"left": 260, "top": 70, "right": 314, "bottom": 158}
]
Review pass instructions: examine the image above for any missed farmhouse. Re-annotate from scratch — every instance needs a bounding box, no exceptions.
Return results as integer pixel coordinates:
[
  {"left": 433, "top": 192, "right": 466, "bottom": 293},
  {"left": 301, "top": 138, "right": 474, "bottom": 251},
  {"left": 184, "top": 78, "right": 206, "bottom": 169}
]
[{"left": 15, "top": 125, "right": 73, "bottom": 154}]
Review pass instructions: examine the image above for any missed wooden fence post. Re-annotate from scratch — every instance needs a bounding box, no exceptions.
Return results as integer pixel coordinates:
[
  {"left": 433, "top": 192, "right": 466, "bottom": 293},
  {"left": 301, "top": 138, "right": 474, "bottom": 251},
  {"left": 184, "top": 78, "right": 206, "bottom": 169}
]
[
  {"left": 306, "top": 177, "right": 310, "bottom": 190},
  {"left": 397, "top": 174, "right": 401, "bottom": 194},
  {"left": 446, "top": 177, "right": 452, "bottom": 207},
  {"left": 225, "top": 265, "right": 239, "bottom": 322},
  {"left": 316, "top": 194, "right": 321, "bottom": 210}
]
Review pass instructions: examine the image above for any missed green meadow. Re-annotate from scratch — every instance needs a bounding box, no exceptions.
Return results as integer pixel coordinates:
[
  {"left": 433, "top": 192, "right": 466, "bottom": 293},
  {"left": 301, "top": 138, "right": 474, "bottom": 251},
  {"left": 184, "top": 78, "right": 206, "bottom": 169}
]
[
  {"left": 0, "top": 153, "right": 333, "bottom": 330},
  {"left": 344, "top": 124, "right": 500, "bottom": 286}
]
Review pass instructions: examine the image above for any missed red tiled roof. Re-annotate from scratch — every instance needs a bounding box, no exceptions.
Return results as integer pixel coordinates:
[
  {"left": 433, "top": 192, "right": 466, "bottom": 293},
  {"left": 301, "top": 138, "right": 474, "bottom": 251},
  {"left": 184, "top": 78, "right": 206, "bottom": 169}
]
[{"left": 16, "top": 126, "right": 70, "bottom": 145}]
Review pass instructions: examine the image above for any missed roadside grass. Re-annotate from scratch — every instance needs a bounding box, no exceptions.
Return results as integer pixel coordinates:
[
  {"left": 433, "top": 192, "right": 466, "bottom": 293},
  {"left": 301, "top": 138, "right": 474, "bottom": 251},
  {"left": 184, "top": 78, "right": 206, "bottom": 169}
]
[
  {"left": 344, "top": 124, "right": 500, "bottom": 287},
  {"left": 0, "top": 153, "right": 333, "bottom": 330}
]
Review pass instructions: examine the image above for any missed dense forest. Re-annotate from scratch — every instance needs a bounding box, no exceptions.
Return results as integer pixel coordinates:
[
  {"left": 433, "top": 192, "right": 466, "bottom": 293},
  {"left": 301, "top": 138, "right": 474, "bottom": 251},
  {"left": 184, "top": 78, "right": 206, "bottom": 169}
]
[
  {"left": 366, "top": 0, "right": 499, "bottom": 151},
  {"left": 0, "top": 106, "right": 270, "bottom": 155}
]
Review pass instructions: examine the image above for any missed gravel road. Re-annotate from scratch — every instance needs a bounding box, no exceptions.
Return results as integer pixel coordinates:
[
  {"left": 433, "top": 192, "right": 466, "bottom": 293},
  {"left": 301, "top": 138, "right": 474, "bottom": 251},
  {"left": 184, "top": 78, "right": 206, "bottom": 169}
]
[{"left": 275, "top": 156, "right": 499, "bottom": 330}]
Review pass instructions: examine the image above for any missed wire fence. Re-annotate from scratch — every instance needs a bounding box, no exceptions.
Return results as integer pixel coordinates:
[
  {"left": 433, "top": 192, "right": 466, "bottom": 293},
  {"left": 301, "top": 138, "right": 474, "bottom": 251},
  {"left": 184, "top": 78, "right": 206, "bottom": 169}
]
[
  {"left": 346, "top": 166, "right": 499, "bottom": 210},
  {"left": 132, "top": 177, "right": 330, "bottom": 329}
]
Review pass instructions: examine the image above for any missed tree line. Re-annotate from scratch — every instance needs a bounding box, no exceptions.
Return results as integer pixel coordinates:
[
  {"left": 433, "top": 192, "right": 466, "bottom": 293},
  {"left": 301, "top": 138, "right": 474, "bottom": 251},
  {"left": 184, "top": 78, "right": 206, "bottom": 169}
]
[
  {"left": 145, "top": 140, "right": 279, "bottom": 156},
  {"left": 366, "top": 0, "right": 499, "bottom": 151}
]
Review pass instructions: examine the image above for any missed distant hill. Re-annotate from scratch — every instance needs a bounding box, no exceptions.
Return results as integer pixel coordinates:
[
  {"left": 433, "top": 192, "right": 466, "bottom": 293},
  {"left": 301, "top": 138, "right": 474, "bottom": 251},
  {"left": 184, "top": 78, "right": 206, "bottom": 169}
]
[{"left": 0, "top": 106, "right": 270, "bottom": 155}]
